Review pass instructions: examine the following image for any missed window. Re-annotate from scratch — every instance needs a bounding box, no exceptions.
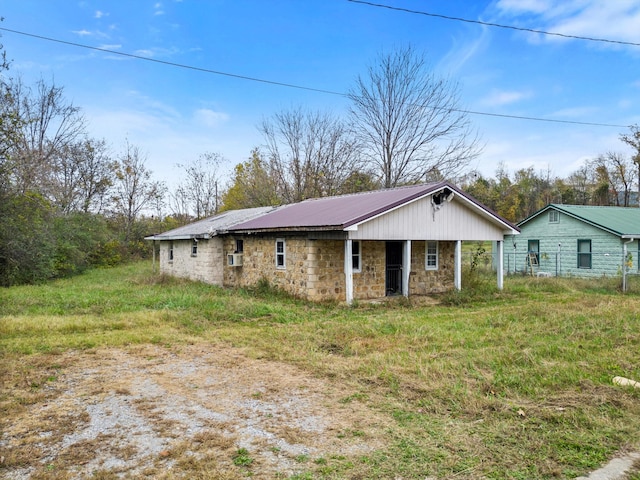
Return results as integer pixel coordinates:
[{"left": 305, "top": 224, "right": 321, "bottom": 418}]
[
  {"left": 275, "top": 238, "right": 286, "bottom": 269},
  {"left": 527, "top": 239, "right": 540, "bottom": 265},
  {"left": 577, "top": 239, "right": 592, "bottom": 269},
  {"left": 169, "top": 242, "right": 174, "bottom": 262},
  {"left": 352, "top": 241, "right": 361, "bottom": 272},
  {"left": 235, "top": 239, "right": 244, "bottom": 253},
  {"left": 191, "top": 239, "right": 198, "bottom": 257},
  {"left": 549, "top": 210, "right": 559, "bottom": 223},
  {"left": 425, "top": 241, "right": 438, "bottom": 270}
]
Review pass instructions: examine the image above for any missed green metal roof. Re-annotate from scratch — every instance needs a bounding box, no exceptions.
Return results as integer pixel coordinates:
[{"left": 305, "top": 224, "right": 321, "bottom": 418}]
[{"left": 520, "top": 204, "right": 640, "bottom": 237}]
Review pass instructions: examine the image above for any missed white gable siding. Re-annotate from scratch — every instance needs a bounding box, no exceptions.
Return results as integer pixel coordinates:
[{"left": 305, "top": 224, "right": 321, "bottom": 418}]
[{"left": 349, "top": 197, "right": 506, "bottom": 241}]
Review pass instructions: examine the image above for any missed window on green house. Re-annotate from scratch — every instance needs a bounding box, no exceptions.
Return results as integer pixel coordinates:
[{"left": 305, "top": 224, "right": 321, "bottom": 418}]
[
  {"left": 527, "top": 239, "right": 540, "bottom": 265},
  {"left": 577, "top": 239, "right": 592, "bottom": 269},
  {"left": 549, "top": 210, "right": 559, "bottom": 223}
]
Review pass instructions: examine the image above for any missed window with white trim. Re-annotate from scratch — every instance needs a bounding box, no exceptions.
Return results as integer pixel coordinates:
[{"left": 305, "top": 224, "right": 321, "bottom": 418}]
[
  {"left": 352, "top": 241, "right": 361, "bottom": 272},
  {"left": 191, "top": 239, "right": 198, "bottom": 257},
  {"left": 169, "top": 241, "right": 174, "bottom": 262},
  {"left": 275, "top": 238, "right": 286, "bottom": 269},
  {"left": 549, "top": 210, "right": 559, "bottom": 223},
  {"left": 577, "top": 239, "right": 592, "bottom": 269},
  {"left": 426, "top": 241, "right": 438, "bottom": 270}
]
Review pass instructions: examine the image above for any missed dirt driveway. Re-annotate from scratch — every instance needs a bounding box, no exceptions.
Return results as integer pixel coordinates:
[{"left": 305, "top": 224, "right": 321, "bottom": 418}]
[{"left": 1, "top": 344, "right": 391, "bottom": 479}]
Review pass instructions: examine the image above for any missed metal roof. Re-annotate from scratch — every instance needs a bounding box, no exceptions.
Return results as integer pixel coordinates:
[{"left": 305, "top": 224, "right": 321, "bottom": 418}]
[
  {"left": 145, "top": 206, "right": 277, "bottom": 240},
  {"left": 229, "top": 183, "right": 442, "bottom": 231},
  {"left": 520, "top": 204, "right": 640, "bottom": 237},
  {"left": 230, "top": 181, "right": 517, "bottom": 233}
]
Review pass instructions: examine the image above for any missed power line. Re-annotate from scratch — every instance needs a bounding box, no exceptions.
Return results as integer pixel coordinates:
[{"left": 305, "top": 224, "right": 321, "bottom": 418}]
[
  {"left": 0, "top": 27, "right": 342, "bottom": 97},
  {"left": 347, "top": 0, "right": 640, "bottom": 48},
  {"left": 0, "top": 26, "right": 630, "bottom": 129}
]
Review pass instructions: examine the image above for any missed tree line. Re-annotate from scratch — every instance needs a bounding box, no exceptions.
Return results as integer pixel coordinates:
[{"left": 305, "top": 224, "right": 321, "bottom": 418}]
[{"left": 2, "top": 40, "right": 639, "bottom": 286}]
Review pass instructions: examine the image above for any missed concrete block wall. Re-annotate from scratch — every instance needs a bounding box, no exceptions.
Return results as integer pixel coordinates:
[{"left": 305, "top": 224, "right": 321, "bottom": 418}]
[{"left": 159, "top": 238, "right": 224, "bottom": 285}]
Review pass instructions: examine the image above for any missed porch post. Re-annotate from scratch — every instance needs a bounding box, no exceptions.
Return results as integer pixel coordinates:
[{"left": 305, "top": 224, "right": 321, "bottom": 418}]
[
  {"left": 152, "top": 239, "right": 157, "bottom": 274},
  {"left": 402, "top": 240, "right": 411, "bottom": 297},
  {"left": 497, "top": 240, "right": 504, "bottom": 290},
  {"left": 344, "top": 239, "right": 354, "bottom": 304},
  {"left": 454, "top": 240, "right": 462, "bottom": 290}
]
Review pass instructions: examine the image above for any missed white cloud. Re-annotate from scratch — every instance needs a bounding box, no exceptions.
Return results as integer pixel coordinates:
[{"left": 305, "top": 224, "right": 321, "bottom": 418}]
[
  {"left": 72, "top": 29, "right": 92, "bottom": 37},
  {"left": 98, "top": 44, "right": 122, "bottom": 51},
  {"left": 194, "top": 109, "right": 230, "bottom": 128},
  {"left": 134, "top": 49, "right": 154, "bottom": 58},
  {"left": 95, "top": 10, "right": 108, "bottom": 19},
  {"left": 494, "top": 0, "right": 640, "bottom": 47},
  {"left": 438, "top": 25, "right": 491, "bottom": 74},
  {"left": 550, "top": 106, "right": 598, "bottom": 118},
  {"left": 480, "top": 89, "right": 533, "bottom": 107}
]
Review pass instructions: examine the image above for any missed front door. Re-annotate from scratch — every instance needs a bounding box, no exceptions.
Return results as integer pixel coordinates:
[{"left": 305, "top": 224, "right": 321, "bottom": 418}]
[{"left": 385, "top": 241, "right": 403, "bottom": 296}]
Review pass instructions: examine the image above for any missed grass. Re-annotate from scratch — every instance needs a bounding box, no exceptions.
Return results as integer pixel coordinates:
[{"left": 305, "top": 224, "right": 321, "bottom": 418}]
[{"left": 1, "top": 262, "right": 640, "bottom": 479}]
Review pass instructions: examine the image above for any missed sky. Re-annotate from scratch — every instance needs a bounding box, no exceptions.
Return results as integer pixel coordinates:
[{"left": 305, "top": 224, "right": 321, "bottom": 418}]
[{"left": 1, "top": 0, "right": 640, "bottom": 190}]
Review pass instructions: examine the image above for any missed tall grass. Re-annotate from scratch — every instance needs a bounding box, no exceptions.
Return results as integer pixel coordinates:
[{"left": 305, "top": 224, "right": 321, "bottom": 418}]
[{"left": 1, "top": 262, "right": 639, "bottom": 479}]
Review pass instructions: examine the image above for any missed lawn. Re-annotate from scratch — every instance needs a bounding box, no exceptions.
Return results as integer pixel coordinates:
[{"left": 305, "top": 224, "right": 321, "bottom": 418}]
[{"left": 1, "top": 263, "right": 639, "bottom": 479}]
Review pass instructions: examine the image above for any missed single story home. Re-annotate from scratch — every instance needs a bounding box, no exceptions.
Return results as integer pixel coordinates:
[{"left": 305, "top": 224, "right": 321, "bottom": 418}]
[
  {"left": 503, "top": 204, "right": 640, "bottom": 278},
  {"left": 147, "top": 182, "right": 519, "bottom": 303}
]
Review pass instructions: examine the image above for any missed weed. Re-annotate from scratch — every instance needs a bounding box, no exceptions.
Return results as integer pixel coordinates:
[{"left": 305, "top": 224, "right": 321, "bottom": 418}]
[{"left": 232, "top": 448, "right": 253, "bottom": 467}]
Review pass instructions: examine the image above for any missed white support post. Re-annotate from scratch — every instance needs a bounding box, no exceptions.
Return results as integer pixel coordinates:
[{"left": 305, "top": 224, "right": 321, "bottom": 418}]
[
  {"left": 402, "top": 240, "right": 411, "bottom": 297},
  {"left": 497, "top": 240, "right": 504, "bottom": 290},
  {"left": 454, "top": 240, "right": 462, "bottom": 290},
  {"left": 344, "top": 239, "right": 354, "bottom": 304}
]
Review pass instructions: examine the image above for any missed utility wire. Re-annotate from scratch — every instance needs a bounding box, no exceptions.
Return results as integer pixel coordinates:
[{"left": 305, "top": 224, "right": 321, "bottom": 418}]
[
  {"left": 0, "top": 26, "right": 630, "bottom": 129},
  {"left": 0, "top": 27, "right": 341, "bottom": 97},
  {"left": 347, "top": 0, "right": 640, "bottom": 48}
]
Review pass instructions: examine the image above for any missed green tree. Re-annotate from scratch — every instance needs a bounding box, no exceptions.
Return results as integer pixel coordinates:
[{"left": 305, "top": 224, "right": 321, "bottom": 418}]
[
  {"left": 0, "top": 192, "right": 56, "bottom": 286},
  {"left": 220, "top": 148, "right": 280, "bottom": 211}
]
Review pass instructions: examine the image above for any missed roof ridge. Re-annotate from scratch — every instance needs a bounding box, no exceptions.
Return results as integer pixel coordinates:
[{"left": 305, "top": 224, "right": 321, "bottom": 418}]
[{"left": 300, "top": 182, "right": 443, "bottom": 203}]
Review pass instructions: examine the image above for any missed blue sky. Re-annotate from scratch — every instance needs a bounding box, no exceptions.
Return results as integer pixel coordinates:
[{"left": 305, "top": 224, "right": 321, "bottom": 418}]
[{"left": 1, "top": 0, "right": 640, "bottom": 189}]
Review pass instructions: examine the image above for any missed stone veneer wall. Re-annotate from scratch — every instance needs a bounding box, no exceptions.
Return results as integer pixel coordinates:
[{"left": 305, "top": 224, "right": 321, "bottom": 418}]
[
  {"left": 159, "top": 238, "right": 224, "bottom": 285},
  {"left": 221, "top": 236, "right": 456, "bottom": 301},
  {"left": 223, "top": 235, "right": 316, "bottom": 299},
  {"left": 409, "top": 241, "right": 455, "bottom": 294}
]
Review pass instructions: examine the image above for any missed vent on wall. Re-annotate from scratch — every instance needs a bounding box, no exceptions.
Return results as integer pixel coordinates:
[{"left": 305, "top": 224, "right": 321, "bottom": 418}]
[{"left": 227, "top": 253, "right": 244, "bottom": 267}]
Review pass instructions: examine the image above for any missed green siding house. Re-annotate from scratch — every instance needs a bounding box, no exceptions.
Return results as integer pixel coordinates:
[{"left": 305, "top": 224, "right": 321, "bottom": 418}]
[{"left": 503, "top": 205, "right": 640, "bottom": 278}]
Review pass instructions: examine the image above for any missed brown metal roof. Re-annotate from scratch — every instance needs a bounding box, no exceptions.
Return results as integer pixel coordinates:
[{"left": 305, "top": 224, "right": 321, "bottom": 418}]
[{"left": 230, "top": 182, "right": 450, "bottom": 232}]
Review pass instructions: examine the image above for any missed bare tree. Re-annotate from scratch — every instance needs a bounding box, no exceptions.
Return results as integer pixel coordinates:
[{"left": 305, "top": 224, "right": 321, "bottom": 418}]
[
  {"left": 174, "top": 152, "right": 222, "bottom": 219},
  {"left": 5, "top": 78, "right": 86, "bottom": 195},
  {"left": 51, "top": 138, "right": 114, "bottom": 214},
  {"left": 348, "top": 46, "right": 481, "bottom": 188},
  {"left": 591, "top": 152, "right": 635, "bottom": 206},
  {"left": 111, "top": 141, "right": 166, "bottom": 241},
  {"left": 260, "top": 107, "right": 361, "bottom": 203},
  {"left": 620, "top": 124, "right": 640, "bottom": 207}
]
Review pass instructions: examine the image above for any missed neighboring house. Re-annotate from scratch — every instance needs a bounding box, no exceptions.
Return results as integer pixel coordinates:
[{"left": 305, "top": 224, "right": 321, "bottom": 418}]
[
  {"left": 503, "top": 204, "right": 640, "bottom": 278},
  {"left": 147, "top": 182, "right": 519, "bottom": 303}
]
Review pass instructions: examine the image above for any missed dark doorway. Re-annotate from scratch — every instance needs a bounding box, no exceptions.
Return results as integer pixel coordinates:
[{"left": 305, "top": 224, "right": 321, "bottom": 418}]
[{"left": 385, "top": 241, "right": 403, "bottom": 296}]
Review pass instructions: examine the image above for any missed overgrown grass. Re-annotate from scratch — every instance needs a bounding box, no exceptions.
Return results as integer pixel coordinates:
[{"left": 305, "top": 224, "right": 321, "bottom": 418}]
[{"left": 1, "top": 262, "right": 639, "bottom": 479}]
